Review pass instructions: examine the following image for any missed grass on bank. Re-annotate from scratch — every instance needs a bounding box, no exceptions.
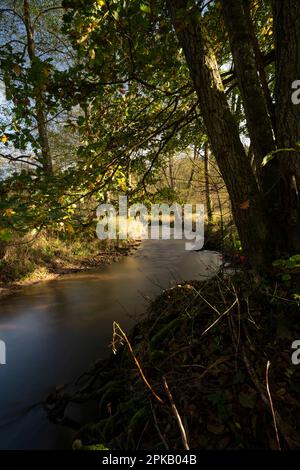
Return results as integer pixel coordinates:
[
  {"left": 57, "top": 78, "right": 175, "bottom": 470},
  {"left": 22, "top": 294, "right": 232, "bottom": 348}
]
[{"left": 0, "top": 232, "right": 130, "bottom": 285}]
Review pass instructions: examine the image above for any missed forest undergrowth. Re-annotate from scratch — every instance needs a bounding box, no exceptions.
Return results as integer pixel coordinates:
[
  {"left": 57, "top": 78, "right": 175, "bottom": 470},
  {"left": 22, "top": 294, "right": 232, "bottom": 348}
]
[{"left": 46, "top": 267, "right": 300, "bottom": 450}]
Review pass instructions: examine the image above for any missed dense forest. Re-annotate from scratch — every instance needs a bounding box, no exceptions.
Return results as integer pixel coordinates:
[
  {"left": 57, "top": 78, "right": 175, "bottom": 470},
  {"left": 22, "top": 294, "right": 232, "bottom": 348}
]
[{"left": 0, "top": 0, "right": 300, "bottom": 458}]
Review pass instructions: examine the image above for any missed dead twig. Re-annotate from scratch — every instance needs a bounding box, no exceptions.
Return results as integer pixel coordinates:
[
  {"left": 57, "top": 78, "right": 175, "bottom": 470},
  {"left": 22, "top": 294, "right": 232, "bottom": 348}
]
[
  {"left": 201, "top": 298, "right": 238, "bottom": 336},
  {"left": 266, "top": 361, "right": 281, "bottom": 450},
  {"left": 150, "top": 400, "right": 169, "bottom": 450},
  {"left": 112, "top": 321, "right": 164, "bottom": 404},
  {"left": 163, "top": 376, "right": 190, "bottom": 450}
]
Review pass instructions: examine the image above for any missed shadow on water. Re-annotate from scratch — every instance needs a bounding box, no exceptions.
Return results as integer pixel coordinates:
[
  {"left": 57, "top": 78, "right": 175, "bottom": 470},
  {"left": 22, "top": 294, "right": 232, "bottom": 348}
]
[{"left": 0, "top": 238, "right": 221, "bottom": 449}]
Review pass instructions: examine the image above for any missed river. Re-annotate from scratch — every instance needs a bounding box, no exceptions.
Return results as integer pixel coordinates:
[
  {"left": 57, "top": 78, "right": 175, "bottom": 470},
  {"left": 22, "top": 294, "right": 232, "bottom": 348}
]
[{"left": 0, "top": 238, "right": 221, "bottom": 449}]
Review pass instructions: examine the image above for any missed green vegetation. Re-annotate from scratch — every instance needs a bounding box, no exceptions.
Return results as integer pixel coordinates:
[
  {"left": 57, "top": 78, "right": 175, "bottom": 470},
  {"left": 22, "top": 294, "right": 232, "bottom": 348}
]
[
  {"left": 0, "top": 0, "right": 300, "bottom": 453},
  {"left": 48, "top": 273, "right": 300, "bottom": 449},
  {"left": 1, "top": 0, "right": 299, "bottom": 274},
  {"left": 0, "top": 233, "right": 129, "bottom": 286}
]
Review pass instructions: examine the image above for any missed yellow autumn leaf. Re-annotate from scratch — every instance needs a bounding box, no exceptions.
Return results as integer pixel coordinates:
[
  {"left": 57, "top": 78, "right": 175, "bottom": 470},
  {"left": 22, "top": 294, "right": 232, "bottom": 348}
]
[
  {"left": 77, "top": 34, "right": 89, "bottom": 44},
  {"left": 65, "top": 223, "right": 75, "bottom": 234},
  {"left": 89, "top": 49, "right": 96, "bottom": 60},
  {"left": 88, "top": 20, "right": 100, "bottom": 32},
  {"left": 1, "top": 135, "right": 7, "bottom": 143},
  {"left": 4, "top": 208, "right": 16, "bottom": 217}
]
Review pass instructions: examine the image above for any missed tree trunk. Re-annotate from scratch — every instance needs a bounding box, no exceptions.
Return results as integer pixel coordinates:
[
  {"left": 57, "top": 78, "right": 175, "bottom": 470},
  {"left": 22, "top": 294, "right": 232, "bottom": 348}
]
[
  {"left": 242, "top": 0, "right": 275, "bottom": 129},
  {"left": 168, "top": 154, "right": 175, "bottom": 190},
  {"left": 167, "top": 0, "right": 268, "bottom": 269},
  {"left": 272, "top": 0, "right": 300, "bottom": 253},
  {"left": 204, "top": 142, "right": 213, "bottom": 226},
  {"left": 186, "top": 146, "right": 197, "bottom": 201},
  {"left": 23, "top": 0, "right": 53, "bottom": 175},
  {"left": 221, "top": 0, "right": 283, "bottom": 257},
  {"left": 220, "top": 0, "right": 275, "bottom": 179},
  {"left": 127, "top": 158, "right": 132, "bottom": 189}
]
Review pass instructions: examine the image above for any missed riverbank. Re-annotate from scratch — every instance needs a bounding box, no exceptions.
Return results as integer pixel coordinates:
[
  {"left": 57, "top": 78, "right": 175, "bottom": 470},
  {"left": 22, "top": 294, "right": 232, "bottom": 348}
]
[
  {"left": 0, "top": 221, "right": 228, "bottom": 301},
  {"left": 0, "top": 234, "right": 139, "bottom": 300},
  {"left": 47, "top": 270, "right": 300, "bottom": 450}
]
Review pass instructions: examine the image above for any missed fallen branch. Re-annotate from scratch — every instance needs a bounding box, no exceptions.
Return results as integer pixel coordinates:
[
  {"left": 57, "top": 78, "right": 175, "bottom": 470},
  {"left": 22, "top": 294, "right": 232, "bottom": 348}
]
[
  {"left": 112, "top": 321, "right": 164, "bottom": 404},
  {"left": 163, "top": 376, "right": 190, "bottom": 450},
  {"left": 201, "top": 298, "right": 238, "bottom": 336}
]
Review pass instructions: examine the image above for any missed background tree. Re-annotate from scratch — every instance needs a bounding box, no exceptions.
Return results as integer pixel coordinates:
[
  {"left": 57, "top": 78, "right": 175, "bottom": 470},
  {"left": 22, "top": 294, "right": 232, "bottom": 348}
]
[{"left": 0, "top": 0, "right": 73, "bottom": 174}]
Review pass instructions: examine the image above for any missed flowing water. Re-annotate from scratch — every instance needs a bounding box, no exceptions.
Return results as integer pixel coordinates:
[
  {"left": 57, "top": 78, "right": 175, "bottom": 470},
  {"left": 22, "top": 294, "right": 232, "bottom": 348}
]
[{"left": 0, "top": 238, "right": 221, "bottom": 449}]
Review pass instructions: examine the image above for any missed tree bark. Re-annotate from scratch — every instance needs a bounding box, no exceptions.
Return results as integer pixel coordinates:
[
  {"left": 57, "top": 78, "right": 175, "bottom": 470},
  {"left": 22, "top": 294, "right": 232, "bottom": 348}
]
[
  {"left": 220, "top": 0, "right": 275, "bottom": 178},
  {"left": 221, "top": 0, "right": 283, "bottom": 257},
  {"left": 272, "top": 0, "right": 300, "bottom": 253},
  {"left": 242, "top": 0, "right": 275, "bottom": 129},
  {"left": 186, "top": 146, "right": 197, "bottom": 201},
  {"left": 168, "top": 154, "right": 175, "bottom": 190},
  {"left": 23, "top": 0, "right": 53, "bottom": 175},
  {"left": 204, "top": 142, "right": 213, "bottom": 226},
  {"left": 167, "top": 0, "right": 269, "bottom": 269}
]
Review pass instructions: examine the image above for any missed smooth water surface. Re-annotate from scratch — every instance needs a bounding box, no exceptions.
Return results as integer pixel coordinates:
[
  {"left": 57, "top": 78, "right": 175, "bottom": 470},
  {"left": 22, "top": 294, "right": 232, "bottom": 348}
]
[{"left": 0, "top": 239, "right": 221, "bottom": 449}]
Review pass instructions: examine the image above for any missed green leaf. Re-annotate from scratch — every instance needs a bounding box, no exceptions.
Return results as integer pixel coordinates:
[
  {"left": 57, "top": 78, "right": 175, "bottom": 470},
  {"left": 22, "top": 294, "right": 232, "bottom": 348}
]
[
  {"left": 262, "top": 148, "right": 296, "bottom": 166},
  {"left": 140, "top": 4, "right": 151, "bottom": 14},
  {"left": 112, "top": 10, "right": 119, "bottom": 21},
  {"left": 262, "top": 153, "right": 275, "bottom": 166},
  {"left": 0, "top": 229, "right": 12, "bottom": 242}
]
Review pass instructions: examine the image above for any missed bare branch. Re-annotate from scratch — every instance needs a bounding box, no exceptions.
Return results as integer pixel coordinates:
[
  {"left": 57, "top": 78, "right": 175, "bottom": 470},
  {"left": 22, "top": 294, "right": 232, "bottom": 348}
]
[
  {"left": 33, "top": 6, "right": 64, "bottom": 27},
  {"left": 0, "top": 8, "right": 26, "bottom": 27},
  {"left": 0, "top": 153, "right": 40, "bottom": 168}
]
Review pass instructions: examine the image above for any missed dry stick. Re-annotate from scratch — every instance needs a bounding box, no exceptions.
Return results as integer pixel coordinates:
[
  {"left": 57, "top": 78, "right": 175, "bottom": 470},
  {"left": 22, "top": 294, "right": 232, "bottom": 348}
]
[
  {"left": 229, "top": 313, "right": 294, "bottom": 448},
  {"left": 192, "top": 287, "right": 221, "bottom": 316},
  {"left": 113, "top": 323, "right": 190, "bottom": 448},
  {"left": 178, "top": 355, "right": 232, "bottom": 380},
  {"left": 266, "top": 361, "right": 281, "bottom": 451},
  {"left": 150, "top": 400, "right": 169, "bottom": 450},
  {"left": 230, "top": 313, "right": 269, "bottom": 407},
  {"left": 163, "top": 376, "right": 190, "bottom": 450},
  {"left": 112, "top": 322, "right": 164, "bottom": 404},
  {"left": 230, "top": 282, "right": 241, "bottom": 369},
  {"left": 136, "top": 419, "right": 150, "bottom": 451},
  {"left": 201, "top": 298, "right": 238, "bottom": 336}
]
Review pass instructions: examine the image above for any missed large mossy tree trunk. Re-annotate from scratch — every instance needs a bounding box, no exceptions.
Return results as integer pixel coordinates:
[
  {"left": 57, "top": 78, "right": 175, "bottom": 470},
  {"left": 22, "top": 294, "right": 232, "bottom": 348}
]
[
  {"left": 242, "top": 0, "right": 275, "bottom": 128},
  {"left": 272, "top": 0, "right": 300, "bottom": 254},
  {"left": 220, "top": 0, "right": 282, "bottom": 257},
  {"left": 220, "top": 0, "right": 275, "bottom": 174},
  {"left": 167, "top": 0, "right": 269, "bottom": 269}
]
